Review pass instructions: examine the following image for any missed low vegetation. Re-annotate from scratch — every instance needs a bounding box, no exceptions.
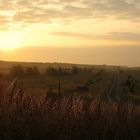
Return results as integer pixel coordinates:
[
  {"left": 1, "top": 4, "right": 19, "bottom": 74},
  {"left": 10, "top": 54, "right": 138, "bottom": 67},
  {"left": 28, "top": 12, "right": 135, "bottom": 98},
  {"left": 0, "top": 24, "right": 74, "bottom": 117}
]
[
  {"left": 0, "top": 62, "right": 140, "bottom": 140},
  {"left": 0, "top": 80, "right": 140, "bottom": 140},
  {"left": 9, "top": 65, "right": 87, "bottom": 77}
]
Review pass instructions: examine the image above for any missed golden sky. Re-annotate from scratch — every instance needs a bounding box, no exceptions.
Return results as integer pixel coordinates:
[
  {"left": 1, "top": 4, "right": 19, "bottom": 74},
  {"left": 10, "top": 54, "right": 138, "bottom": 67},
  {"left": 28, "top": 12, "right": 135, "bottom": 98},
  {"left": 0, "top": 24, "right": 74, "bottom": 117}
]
[{"left": 0, "top": 0, "right": 140, "bottom": 66}]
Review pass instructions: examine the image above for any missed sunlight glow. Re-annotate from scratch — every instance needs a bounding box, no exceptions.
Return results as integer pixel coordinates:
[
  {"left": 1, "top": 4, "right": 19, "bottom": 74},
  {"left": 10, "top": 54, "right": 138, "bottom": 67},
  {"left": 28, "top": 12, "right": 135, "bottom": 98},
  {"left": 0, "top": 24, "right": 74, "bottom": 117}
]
[{"left": 0, "top": 31, "right": 25, "bottom": 52}]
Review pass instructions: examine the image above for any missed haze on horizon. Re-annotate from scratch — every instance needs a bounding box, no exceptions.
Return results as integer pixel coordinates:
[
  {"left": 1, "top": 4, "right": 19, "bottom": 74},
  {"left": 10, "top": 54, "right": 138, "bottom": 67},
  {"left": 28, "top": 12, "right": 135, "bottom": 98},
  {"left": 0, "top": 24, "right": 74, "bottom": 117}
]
[{"left": 0, "top": 0, "right": 140, "bottom": 67}]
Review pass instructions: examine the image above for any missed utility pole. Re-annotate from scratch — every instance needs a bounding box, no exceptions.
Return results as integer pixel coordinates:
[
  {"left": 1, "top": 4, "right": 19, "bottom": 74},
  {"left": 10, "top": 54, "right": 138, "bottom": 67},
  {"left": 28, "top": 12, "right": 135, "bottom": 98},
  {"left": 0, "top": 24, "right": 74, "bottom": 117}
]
[{"left": 58, "top": 66, "right": 62, "bottom": 98}]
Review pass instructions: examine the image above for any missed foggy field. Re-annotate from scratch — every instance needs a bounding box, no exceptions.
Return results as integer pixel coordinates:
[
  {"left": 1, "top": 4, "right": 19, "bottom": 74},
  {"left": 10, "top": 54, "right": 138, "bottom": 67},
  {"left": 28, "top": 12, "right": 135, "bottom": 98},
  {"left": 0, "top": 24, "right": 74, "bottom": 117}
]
[
  {"left": 0, "top": 61, "right": 140, "bottom": 103},
  {"left": 0, "top": 61, "right": 140, "bottom": 140}
]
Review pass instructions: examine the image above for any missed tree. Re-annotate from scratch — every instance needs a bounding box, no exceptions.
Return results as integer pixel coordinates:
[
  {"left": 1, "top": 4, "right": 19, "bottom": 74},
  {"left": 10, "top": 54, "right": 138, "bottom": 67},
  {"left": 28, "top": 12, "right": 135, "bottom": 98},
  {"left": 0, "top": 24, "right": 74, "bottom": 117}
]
[
  {"left": 72, "top": 66, "right": 81, "bottom": 74},
  {"left": 10, "top": 65, "right": 25, "bottom": 77},
  {"left": 45, "top": 67, "right": 58, "bottom": 76},
  {"left": 25, "top": 66, "right": 40, "bottom": 76},
  {"left": 32, "top": 66, "right": 40, "bottom": 76}
]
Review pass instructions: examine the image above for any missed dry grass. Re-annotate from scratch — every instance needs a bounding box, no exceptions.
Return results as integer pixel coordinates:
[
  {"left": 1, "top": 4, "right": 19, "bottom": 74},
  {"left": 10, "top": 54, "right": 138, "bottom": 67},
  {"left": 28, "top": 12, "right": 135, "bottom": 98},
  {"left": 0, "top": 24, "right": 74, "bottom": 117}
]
[{"left": 0, "top": 80, "right": 140, "bottom": 140}]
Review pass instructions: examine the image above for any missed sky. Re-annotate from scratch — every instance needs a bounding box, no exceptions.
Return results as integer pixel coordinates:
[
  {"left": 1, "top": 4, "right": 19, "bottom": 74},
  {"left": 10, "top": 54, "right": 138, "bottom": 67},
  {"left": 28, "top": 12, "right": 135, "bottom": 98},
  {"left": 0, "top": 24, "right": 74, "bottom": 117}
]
[{"left": 0, "top": 0, "right": 140, "bottom": 66}]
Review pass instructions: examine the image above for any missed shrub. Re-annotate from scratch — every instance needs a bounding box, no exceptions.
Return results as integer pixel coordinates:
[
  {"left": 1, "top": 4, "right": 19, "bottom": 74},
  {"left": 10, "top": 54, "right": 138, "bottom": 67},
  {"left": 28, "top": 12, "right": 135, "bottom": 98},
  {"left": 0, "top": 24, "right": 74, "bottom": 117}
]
[
  {"left": 45, "top": 67, "right": 72, "bottom": 76},
  {"left": 72, "top": 66, "right": 81, "bottom": 74},
  {"left": 10, "top": 65, "right": 40, "bottom": 77},
  {"left": 10, "top": 65, "right": 25, "bottom": 77},
  {"left": 25, "top": 66, "right": 40, "bottom": 77}
]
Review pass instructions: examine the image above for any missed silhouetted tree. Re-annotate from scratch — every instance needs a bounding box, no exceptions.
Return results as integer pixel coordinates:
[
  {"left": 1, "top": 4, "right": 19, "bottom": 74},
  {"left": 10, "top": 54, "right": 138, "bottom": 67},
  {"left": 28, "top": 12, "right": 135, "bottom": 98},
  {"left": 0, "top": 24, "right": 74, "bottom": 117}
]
[
  {"left": 45, "top": 67, "right": 71, "bottom": 76},
  {"left": 10, "top": 65, "right": 25, "bottom": 77},
  {"left": 72, "top": 66, "right": 81, "bottom": 74},
  {"left": 45, "top": 67, "right": 57, "bottom": 76},
  {"left": 32, "top": 66, "right": 40, "bottom": 75},
  {"left": 25, "top": 66, "right": 40, "bottom": 76}
]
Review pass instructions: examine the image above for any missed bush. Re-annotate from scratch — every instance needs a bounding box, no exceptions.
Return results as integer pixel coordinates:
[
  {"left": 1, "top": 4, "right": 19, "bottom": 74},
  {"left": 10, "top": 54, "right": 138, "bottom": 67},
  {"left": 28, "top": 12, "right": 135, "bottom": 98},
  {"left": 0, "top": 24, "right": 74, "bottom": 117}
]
[
  {"left": 72, "top": 66, "right": 81, "bottom": 74},
  {"left": 25, "top": 66, "right": 40, "bottom": 77},
  {"left": 10, "top": 65, "right": 40, "bottom": 77},
  {"left": 10, "top": 65, "right": 25, "bottom": 77},
  {"left": 45, "top": 66, "right": 82, "bottom": 76},
  {"left": 45, "top": 67, "right": 71, "bottom": 76}
]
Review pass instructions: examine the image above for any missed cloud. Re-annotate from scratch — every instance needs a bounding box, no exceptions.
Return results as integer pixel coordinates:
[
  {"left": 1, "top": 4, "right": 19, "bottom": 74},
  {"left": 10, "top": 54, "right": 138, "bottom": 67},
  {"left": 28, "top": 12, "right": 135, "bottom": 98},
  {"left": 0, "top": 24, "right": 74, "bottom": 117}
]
[
  {"left": 51, "top": 31, "right": 140, "bottom": 41},
  {"left": 0, "top": 0, "right": 140, "bottom": 29},
  {"left": 0, "top": 16, "right": 10, "bottom": 30},
  {"left": 108, "top": 32, "right": 140, "bottom": 41}
]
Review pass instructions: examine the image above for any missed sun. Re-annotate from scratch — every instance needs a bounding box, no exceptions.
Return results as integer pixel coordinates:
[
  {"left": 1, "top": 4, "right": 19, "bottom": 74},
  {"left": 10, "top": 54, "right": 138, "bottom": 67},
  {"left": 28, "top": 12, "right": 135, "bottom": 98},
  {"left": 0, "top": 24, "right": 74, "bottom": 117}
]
[{"left": 0, "top": 31, "right": 25, "bottom": 52}]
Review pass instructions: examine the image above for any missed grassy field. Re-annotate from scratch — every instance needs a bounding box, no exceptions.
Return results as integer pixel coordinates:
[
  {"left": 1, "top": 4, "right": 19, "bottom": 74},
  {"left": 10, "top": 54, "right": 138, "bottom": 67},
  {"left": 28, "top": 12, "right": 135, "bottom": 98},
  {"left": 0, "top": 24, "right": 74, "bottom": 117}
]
[
  {"left": 0, "top": 61, "right": 140, "bottom": 103},
  {"left": 0, "top": 82, "right": 140, "bottom": 140},
  {"left": 0, "top": 61, "right": 140, "bottom": 140}
]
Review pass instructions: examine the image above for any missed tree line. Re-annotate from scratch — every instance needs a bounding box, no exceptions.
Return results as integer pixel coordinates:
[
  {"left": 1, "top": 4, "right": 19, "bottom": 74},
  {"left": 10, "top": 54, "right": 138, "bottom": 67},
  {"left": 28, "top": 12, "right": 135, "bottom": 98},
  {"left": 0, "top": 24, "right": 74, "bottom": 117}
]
[
  {"left": 10, "top": 65, "right": 40, "bottom": 77},
  {"left": 10, "top": 65, "right": 83, "bottom": 77}
]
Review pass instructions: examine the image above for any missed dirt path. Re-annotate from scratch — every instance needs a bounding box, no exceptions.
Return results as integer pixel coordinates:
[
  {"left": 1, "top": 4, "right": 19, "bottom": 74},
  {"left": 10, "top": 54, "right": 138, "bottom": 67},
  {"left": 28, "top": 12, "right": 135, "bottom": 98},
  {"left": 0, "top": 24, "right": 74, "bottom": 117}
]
[{"left": 107, "top": 74, "right": 121, "bottom": 102}]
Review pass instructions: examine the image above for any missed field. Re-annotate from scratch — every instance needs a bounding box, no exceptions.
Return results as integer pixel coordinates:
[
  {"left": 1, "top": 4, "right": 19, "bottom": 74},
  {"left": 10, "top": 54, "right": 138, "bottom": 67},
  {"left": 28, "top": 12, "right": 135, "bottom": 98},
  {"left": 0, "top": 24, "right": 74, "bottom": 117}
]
[
  {"left": 0, "top": 61, "right": 140, "bottom": 103},
  {"left": 0, "top": 61, "right": 140, "bottom": 140}
]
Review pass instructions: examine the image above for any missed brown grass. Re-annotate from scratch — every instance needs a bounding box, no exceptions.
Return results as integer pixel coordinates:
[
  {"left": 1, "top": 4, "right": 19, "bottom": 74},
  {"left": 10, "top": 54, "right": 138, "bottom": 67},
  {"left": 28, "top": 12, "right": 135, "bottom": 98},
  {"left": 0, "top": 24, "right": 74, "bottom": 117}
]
[{"left": 0, "top": 81, "right": 140, "bottom": 140}]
